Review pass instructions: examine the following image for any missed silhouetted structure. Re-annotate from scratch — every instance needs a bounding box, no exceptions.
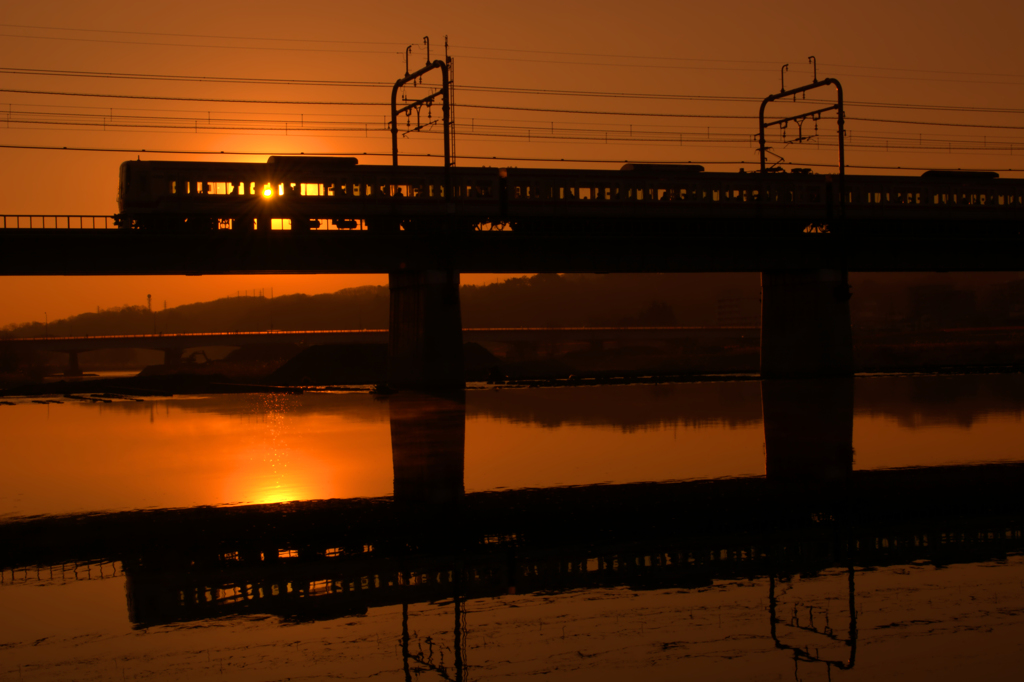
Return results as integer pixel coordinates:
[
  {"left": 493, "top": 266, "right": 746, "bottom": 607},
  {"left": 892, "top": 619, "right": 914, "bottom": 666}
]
[
  {"left": 3, "top": 165, "right": 1022, "bottom": 387},
  {"left": 390, "top": 390, "right": 465, "bottom": 509}
]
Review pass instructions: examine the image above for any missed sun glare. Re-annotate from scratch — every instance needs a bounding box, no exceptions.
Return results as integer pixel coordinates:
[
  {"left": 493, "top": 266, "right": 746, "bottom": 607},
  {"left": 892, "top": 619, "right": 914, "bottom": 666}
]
[{"left": 262, "top": 184, "right": 274, "bottom": 198}]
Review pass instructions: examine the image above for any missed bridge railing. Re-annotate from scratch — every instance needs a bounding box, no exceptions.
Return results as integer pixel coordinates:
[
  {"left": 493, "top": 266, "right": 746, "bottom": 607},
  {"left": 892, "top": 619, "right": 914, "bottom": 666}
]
[{"left": 1, "top": 215, "right": 116, "bottom": 230}]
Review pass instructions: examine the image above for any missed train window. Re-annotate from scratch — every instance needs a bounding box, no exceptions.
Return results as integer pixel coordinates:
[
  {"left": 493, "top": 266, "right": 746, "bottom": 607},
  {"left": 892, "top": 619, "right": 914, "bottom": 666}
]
[
  {"left": 300, "top": 183, "right": 324, "bottom": 196},
  {"left": 712, "top": 190, "right": 720, "bottom": 202},
  {"left": 170, "top": 181, "right": 177, "bottom": 194},
  {"left": 579, "top": 187, "right": 591, "bottom": 200},
  {"left": 270, "top": 219, "right": 292, "bottom": 230}
]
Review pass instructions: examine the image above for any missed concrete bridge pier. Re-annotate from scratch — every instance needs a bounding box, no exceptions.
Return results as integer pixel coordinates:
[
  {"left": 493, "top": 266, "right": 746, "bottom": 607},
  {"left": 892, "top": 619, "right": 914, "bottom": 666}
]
[
  {"left": 390, "top": 391, "right": 465, "bottom": 511},
  {"left": 387, "top": 270, "right": 465, "bottom": 390},
  {"left": 63, "top": 351, "right": 82, "bottom": 377},
  {"left": 760, "top": 269, "right": 853, "bottom": 379},
  {"left": 762, "top": 377, "right": 855, "bottom": 516},
  {"left": 762, "top": 378, "right": 854, "bottom": 485}
]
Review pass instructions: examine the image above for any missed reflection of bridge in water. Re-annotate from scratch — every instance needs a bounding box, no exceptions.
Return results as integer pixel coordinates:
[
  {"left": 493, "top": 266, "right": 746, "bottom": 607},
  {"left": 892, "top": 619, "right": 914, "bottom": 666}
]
[{"left": 2, "top": 381, "right": 1022, "bottom": 677}]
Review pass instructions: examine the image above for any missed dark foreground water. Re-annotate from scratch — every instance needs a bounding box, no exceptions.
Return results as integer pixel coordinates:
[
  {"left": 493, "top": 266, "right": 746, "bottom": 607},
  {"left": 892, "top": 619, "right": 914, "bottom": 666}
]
[{"left": 1, "top": 374, "right": 1022, "bottom": 680}]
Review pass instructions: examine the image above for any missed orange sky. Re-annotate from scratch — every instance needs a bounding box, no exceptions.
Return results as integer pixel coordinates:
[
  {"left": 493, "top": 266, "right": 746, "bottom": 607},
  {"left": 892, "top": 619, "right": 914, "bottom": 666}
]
[{"left": 1, "top": 1, "right": 1022, "bottom": 327}]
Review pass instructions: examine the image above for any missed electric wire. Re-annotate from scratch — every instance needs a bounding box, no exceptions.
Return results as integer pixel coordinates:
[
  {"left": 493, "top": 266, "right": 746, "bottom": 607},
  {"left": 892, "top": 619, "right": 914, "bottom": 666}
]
[
  {"left": 4, "top": 67, "right": 1021, "bottom": 116},
  {"left": 2, "top": 143, "right": 1021, "bottom": 174},
  {"left": 6, "top": 24, "right": 1023, "bottom": 81},
  {"left": 7, "top": 88, "right": 1021, "bottom": 132}
]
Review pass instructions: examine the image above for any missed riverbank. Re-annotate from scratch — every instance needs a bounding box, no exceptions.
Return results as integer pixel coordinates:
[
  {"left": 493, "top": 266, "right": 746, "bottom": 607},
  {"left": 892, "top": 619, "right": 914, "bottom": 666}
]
[{"left": 2, "top": 326, "right": 1021, "bottom": 397}]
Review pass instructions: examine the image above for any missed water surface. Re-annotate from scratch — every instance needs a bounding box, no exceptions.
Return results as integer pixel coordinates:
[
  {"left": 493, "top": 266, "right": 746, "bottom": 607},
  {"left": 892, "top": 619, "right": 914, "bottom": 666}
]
[{"left": 1, "top": 374, "right": 1022, "bottom": 680}]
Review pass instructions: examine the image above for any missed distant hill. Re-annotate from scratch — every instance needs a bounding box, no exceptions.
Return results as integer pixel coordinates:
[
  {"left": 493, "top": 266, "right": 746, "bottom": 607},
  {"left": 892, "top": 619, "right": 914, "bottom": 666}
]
[{"left": 2, "top": 272, "right": 1023, "bottom": 339}]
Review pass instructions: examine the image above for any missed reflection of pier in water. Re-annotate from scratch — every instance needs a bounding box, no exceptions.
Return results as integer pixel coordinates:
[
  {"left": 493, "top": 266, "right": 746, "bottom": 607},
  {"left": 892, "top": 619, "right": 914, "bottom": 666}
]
[{"left": 2, "top": 383, "right": 1023, "bottom": 677}]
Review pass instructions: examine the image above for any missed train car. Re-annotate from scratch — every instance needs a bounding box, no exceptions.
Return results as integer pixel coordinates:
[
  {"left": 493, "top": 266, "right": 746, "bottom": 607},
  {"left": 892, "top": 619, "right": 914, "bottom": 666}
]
[
  {"left": 117, "top": 156, "right": 504, "bottom": 232},
  {"left": 116, "top": 156, "right": 1024, "bottom": 235}
]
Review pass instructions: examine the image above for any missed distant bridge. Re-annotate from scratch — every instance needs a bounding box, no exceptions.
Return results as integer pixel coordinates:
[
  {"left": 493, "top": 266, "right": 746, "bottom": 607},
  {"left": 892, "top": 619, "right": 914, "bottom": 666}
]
[{"left": 4, "top": 326, "right": 756, "bottom": 374}]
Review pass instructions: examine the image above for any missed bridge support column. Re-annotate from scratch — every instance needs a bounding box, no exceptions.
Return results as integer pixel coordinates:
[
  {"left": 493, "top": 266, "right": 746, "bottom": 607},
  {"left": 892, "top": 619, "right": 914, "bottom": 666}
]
[
  {"left": 762, "top": 378, "right": 854, "bottom": 516},
  {"left": 64, "top": 351, "right": 82, "bottom": 377},
  {"left": 760, "top": 269, "right": 853, "bottom": 379},
  {"left": 388, "top": 270, "right": 464, "bottom": 390},
  {"left": 164, "top": 348, "right": 183, "bottom": 367},
  {"left": 390, "top": 391, "right": 465, "bottom": 511}
]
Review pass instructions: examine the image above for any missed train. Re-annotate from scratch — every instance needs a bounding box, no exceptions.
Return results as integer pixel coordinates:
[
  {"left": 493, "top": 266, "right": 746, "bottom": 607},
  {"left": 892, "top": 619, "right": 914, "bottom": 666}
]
[{"left": 115, "top": 156, "right": 1024, "bottom": 234}]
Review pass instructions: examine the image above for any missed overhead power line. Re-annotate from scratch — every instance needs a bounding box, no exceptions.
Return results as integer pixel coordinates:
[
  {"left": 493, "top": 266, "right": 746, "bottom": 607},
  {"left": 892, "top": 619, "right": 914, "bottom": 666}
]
[
  {"left": 1, "top": 88, "right": 383, "bottom": 107},
  {"left": 0, "top": 23, "right": 407, "bottom": 48},
  {"left": 6, "top": 88, "right": 1020, "bottom": 131},
  {"left": 5, "top": 23, "right": 1022, "bottom": 80},
  {"left": 0, "top": 67, "right": 391, "bottom": 89},
  {"left": 0, "top": 33, "right": 404, "bottom": 56},
  {"left": 1, "top": 143, "right": 1021, "bottom": 174},
  {"left": 4, "top": 67, "right": 1021, "bottom": 116}
]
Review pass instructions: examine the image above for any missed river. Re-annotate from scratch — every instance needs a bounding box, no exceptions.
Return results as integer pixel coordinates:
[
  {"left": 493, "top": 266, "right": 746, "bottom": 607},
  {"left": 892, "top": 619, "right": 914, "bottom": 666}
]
[{"left": 1, "top": 374, "right": 1022, "bottom": 680}]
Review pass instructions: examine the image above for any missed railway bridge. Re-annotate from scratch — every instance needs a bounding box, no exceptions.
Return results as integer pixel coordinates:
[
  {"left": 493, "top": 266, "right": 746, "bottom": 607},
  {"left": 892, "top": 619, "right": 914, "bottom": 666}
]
[{"left": 2, "top": 167, "right": 1022, "bottom": 386}]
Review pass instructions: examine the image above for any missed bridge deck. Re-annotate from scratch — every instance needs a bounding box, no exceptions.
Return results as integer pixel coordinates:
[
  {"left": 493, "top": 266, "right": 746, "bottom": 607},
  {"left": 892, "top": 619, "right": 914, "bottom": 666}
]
[{"left": 1, "top": 227, "right": 1022, "bottom": 275}]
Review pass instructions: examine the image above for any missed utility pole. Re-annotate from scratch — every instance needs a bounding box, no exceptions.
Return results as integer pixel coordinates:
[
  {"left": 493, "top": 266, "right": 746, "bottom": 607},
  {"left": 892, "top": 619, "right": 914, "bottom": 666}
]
[{"left": 391, "top": 38, "right": 454, "bottom": 172}]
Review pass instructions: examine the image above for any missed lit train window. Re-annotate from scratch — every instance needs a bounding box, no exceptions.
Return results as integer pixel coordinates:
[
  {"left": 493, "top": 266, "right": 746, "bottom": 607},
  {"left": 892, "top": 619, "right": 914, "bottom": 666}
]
[
  {"left": 204, "top": 182, "right": 229, "bottom": 195},
  {"left": 170, "top": 181, "right": 177, "bottom": 194},
  {"left": 270, "top": 219, "right": 292, "bottom": 230},
  {"left": 300, "top": 183, "right": 324, "bottom": 196}
]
